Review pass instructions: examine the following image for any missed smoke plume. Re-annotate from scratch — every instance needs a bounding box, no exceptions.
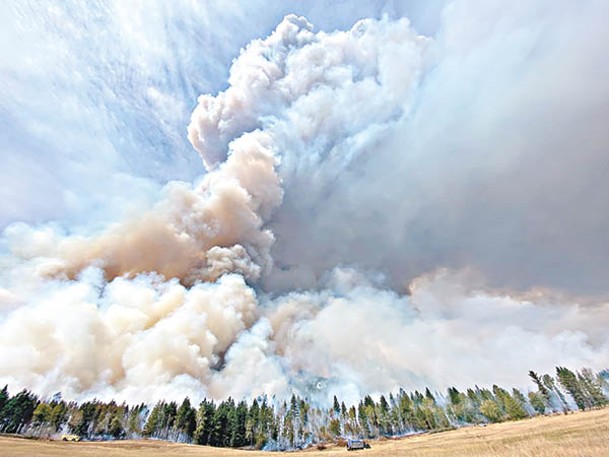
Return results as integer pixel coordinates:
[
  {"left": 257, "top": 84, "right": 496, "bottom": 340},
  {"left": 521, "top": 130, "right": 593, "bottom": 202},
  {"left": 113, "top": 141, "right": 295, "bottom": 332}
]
[{"left": 1, "top": 0, "right": 609, "bottom": 405}]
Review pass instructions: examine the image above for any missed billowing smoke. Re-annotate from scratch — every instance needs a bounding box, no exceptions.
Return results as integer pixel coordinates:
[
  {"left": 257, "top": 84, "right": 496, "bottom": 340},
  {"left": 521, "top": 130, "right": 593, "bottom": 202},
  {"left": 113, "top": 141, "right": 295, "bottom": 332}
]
[{"left": 1, "top": 0, "right": 609, "bottom": 405}]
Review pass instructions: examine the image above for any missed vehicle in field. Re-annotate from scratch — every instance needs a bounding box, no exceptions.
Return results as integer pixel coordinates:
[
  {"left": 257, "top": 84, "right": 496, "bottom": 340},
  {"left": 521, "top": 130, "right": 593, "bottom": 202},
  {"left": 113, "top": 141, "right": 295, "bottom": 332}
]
[
  {"left": 61, "top": 434, "right": 81, "bottom": 442},
  {"left": 347, "top": 439, "right": 369, "bottom": 450}
]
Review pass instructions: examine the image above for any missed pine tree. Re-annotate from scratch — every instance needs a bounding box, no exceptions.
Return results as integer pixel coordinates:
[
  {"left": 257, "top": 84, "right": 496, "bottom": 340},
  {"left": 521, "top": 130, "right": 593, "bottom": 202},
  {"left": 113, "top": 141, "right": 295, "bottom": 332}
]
[
  {"left": 328, "top": 418, "right": 341, "bottom": 437},
  {"left": 230, "top": 401, "right": 248, "bottom": 447},
  {"left": 479, "top": 399, "right": 503, "bottom": 423},
  {"left": 345, "top": 405, "right": 358, "bottom": 436},
  {"left": 529, "top": 371, "right": 551, "bottom": 401},
  {"left": 32, "top": 402, "right": 52, "bottom": 426},
  {"left": 0, "top": 385, "right": 8, "bottom": 414},
  {"left": 378, "top": 395, "right": 391, "bottom": 435},
  {"left": 543, "top": 374, "right": 569, "bottom": 413},
  {"left": 50, "top": 401, "right": 68, "bottom": 431},
  {"left": 162, "top": 401, "right": 178, "bottom": 438},
  {"left": 503, "top": 392, "right": 527, "bottom": 420},
  {"left": 209, "top": 398, "right": 233, "bottom": 447},
  {"left": 447, "top": 387, "right": 461, "bottom": 405},
  {"left": 357, "top": 401, "right": 370, "bottom": 438},
  {"left": 143, "top": 401, "right": 163, "bottom": 437},
  {"left": 398, "top": 391, "right": 414, "bottom": 431},
  {"left": 577, "top": 368, "right": 608, "bottom": 408},
  {"left": 77, "top": 401, "right": 101, "bottom": 438},
  {"left": 332, "top": 395, "right": 340, "bottom": 417},
  {"left": 340, "top": 401, "right": 347, "bottom": 419},
  {"left": 0, "top": 389, "right": 39, "bottom": 433},
  {"left": 245, "top": 399, "right": 258, "bottom": 446},
  {"left": 175, "top": 397, "right": 196, "bottom": 441},
  {"left": 194, "top": 399, "right": 215, "bottom": 445},
  {"left": 258, "top": 396, "right": 275, "bottom": 443},
  {"left": 556, "top": 367, "right": 586, "bottom": 410},
  {"left": 108, "top": 414, "right": 124, "bottom": 439},
  {"left": 447, "top": 387, "right": 473, "bottom": 424},
  {"left": 126, "top": 404, "right": 144, "bottom": 435},
  {"left": 527, "top": 391, "right": 546, "bottom": 415}
]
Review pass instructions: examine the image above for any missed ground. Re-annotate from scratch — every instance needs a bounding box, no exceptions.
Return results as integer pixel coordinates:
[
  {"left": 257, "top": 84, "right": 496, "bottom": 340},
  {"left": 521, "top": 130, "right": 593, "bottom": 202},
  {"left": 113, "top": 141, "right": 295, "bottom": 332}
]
[{"left": 1, "top": 408, "right": 608, "bottom": 457}]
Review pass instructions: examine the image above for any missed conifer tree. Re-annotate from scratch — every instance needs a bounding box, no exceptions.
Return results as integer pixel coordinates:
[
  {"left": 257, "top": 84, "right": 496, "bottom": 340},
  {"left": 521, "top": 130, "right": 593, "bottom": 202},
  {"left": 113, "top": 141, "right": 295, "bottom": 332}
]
[
  {"left": 50, "top": 401, "right": 68, "bottom": 431},
  {"left": 0, "top": 389, "right": 39, "bottom": 433},
  {"left": 143, "top": 401, "right": 163, "bottom": 437},
  {"left": 194, "top": 399, "right": 215, "bottom": 445},
  {"left": 32, "top": 402, "right": 52, "bottom": 426},
  {"left": 556, "top": 367, "right": 586, "bottom": 410},
  {"left": 543, "top": 374, "right": 569, "bottom": 413},
  {"left": 109, "top": 414, "right": 125, "bottom": 438},
  {"left": 332, "top": 395, "right": 340, "bottom": 416},
  {"left": 527, "top": 391, "right": 546, "bottom": 415},
  {"left": 175, "top": 397, "right": 196, "bottom": 440},
  {"left": 0, "top": 385, "right": 9, "bottom": 414},
  {"left": 230, "top": 400, "right": 248, "bottom": 447},
  {"left": 577, "top": 368, "right": 607, "bottom": 408},
  {"left": 479, "top": 399, "right": 503, "bottom": 423},
  {"left": 529, "top": 371, "right": 551, "bottom": 401},
  {"left": 503, "top": 392, "right": 527, "bottom": 420},
  {"left": 357, "top": 401, "right": 370, "bottom": 437}
]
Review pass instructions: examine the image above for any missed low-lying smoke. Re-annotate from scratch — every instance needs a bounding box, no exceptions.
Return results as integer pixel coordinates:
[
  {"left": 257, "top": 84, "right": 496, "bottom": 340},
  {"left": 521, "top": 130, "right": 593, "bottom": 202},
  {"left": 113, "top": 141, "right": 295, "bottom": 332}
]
[{"left": 1, "top": 0, "right": 609, "bottom": 405}]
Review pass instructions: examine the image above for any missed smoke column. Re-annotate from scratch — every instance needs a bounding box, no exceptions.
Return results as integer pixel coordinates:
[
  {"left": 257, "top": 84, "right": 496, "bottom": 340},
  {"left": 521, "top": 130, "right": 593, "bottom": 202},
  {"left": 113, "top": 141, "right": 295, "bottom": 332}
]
[{"left": 1, "top": 1, "right": 609, "bottom": 405}]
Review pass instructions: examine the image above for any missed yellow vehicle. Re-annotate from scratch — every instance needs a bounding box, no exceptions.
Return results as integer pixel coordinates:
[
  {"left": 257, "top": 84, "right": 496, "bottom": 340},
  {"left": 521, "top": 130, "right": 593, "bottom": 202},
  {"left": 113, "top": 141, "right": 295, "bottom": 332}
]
[{"left": 61, "top": 434, "right": 81, "bottom": 442}]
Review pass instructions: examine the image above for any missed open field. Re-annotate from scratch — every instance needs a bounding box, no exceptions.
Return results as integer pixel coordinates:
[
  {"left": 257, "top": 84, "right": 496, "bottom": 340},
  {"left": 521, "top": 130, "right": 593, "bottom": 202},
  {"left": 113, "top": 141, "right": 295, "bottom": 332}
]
[{"left": 2, "top": 408, "right": 609, "bottom": 457}]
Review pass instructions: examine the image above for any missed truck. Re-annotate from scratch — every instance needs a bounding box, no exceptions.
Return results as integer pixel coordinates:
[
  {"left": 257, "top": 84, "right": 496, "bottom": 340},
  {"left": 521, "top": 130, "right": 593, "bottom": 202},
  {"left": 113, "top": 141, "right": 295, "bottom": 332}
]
[
  {"left": 347, "top": 439, "right": 368, "bottom": 450},
  {"left": 61, "top": 434, "right": 81, "bottom": 442}
]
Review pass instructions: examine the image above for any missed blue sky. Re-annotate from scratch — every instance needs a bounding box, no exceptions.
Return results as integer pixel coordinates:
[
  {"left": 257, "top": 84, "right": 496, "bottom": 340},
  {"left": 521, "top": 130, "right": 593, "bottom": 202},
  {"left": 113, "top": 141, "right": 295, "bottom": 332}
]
[{"left": 0, "top": 0, "right": 444, "bottom": 230}]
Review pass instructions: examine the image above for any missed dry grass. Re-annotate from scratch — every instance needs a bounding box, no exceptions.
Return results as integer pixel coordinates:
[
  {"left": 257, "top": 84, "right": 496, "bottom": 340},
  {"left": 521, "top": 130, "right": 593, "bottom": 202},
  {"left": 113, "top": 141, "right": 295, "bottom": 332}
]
[{"left": 2, "top": 408, "right": 609, "bottom": 457}]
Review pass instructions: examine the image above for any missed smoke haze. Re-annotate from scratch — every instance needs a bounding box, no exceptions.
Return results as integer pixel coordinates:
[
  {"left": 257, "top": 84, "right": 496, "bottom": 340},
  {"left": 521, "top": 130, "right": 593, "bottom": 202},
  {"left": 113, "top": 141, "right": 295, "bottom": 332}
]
[{"left": 1, "top": 0, "right": 609, "bottom": 405}]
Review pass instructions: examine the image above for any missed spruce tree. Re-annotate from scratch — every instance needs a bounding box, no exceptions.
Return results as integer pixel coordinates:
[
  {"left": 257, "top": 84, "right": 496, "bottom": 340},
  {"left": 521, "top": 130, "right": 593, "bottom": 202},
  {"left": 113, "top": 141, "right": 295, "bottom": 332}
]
[
  {"left": 143, "top": 401, "right": 163, "bottom": 437},
  {"left": 0, "top": 385, "right": 8, "bottom": 414},
  {"left": 542, "top": 374, "right": 570, "bottom": 413},
  {"left": 50, "top": 401, "right": 68, "bottom": 431},
  {"left": 175, "top": 397, "right": 196, "bottom": 440},
  {"left": 578, "top": 368, "right": 608, "bottom": 408},
  {"left": 556, "top": 367, "right": 586, "bottom": 410},
  {"left": 479, "top": 399, "right": 503, "bottom": 423},
  {"left": 503, "top": 393, "right": 527, "bottom": 420},
  {"left": 32, "top": 402, "right": 52, "bottom": 426},
  {"left": 108, "top": 414, "right": 124, "bottom": 439},
  {"left": 230, "top": 401, "right": 248, "bottom": 447},
  {"left": 194, "top": 399, "right": 215, "bottom": 445},
  {"left": 527, "top": 391, "right": 546, "bottom": 415},
  {"left": 529, "top": 371, "right": 551, "bottom": 401},
  {"left": 0, "top": 389, "right": 39, "bottom": 433},
  {"left": 332, "top": 395, "right": 340, "bottom": 416}
]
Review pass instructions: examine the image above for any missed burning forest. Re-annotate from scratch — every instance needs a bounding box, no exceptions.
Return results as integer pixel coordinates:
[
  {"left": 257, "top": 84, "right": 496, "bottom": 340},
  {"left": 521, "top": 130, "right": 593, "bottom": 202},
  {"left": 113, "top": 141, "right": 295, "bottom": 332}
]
[{"left": 1, "top": 0, "right": 608, "bottom": 436}]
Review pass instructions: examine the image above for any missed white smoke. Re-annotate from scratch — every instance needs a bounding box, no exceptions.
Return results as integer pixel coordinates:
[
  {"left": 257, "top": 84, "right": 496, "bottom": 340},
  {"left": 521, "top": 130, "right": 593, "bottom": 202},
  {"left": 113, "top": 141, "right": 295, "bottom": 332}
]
[{"left": 1, "top": 1, "right": 609, "bottom": 404}]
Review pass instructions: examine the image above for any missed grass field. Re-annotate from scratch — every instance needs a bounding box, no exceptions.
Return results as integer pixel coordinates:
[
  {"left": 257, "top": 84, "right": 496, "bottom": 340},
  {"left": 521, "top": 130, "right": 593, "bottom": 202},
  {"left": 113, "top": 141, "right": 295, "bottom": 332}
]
[{"left": 2, "top": 408, "right": 608, "bottom": 457}]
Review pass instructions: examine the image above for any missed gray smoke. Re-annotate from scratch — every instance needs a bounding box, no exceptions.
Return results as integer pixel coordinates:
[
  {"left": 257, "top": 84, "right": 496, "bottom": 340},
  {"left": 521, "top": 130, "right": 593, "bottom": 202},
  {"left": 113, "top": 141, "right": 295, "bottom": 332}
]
[
  {"left": 1, "top": 0, "right": 609, "bottom": 404},
  {"left": 265, "top": 1, "right": 609, "bottom": 295}
]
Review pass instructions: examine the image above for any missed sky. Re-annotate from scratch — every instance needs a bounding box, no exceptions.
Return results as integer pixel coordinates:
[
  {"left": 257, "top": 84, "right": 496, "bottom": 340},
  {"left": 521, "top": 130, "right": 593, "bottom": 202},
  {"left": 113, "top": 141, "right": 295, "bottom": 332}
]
[
  {"left": 0, "top": 0, "right": 608, "bottom": 405},
  {"left": 0, "top": 0, "right": 444, "bottom": 230}
]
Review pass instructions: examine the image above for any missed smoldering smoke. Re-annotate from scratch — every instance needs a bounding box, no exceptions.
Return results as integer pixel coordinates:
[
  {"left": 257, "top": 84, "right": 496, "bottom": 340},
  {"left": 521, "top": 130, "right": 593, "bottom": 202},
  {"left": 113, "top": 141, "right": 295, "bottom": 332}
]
[{"left": 1, "top": 1, "right": 609, "bottom": 406}]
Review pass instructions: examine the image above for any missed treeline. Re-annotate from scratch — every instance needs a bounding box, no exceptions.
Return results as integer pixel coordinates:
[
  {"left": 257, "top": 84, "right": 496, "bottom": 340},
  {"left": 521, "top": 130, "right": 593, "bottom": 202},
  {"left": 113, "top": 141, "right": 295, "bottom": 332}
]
[{"left": 1, "top": 366, "right": 607, "bottom": 450}]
